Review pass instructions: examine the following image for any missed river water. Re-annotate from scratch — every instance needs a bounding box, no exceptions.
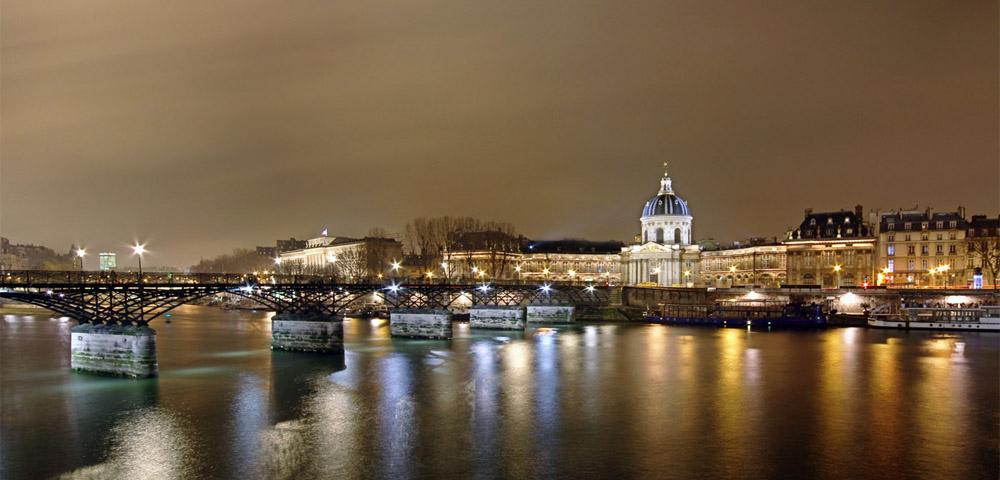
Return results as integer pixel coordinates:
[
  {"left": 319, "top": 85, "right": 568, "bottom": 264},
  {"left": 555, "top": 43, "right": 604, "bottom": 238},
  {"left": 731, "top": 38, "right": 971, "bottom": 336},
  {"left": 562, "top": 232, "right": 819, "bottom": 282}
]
[{"left": 1, "top": 304, "right": 997, "bottom": 479}]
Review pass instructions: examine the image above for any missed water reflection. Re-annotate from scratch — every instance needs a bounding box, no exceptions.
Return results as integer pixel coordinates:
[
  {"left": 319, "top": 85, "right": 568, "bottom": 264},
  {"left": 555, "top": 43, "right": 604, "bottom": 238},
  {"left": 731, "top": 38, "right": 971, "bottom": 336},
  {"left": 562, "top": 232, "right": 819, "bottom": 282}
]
[{"left": 1, "top": 308, "right": 998, "bottom": 479}]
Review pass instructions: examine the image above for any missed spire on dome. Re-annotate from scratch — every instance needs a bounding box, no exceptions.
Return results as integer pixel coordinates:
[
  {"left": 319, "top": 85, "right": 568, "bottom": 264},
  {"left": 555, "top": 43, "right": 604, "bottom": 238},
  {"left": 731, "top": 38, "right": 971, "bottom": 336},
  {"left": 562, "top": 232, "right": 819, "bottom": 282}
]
[{"left": 659, "top": 162, "right": 673, "bottom": 194}]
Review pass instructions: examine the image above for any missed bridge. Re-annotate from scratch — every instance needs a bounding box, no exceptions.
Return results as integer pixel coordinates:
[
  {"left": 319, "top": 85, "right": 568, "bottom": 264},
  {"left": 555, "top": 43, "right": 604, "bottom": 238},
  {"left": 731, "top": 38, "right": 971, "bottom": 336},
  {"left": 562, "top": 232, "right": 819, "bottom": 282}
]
[
  {"left": 0, "top": 270, "right": 614, "bottom": 378},
  {"left": 0, "top": 271, "right": 612, "bottom": 325}
]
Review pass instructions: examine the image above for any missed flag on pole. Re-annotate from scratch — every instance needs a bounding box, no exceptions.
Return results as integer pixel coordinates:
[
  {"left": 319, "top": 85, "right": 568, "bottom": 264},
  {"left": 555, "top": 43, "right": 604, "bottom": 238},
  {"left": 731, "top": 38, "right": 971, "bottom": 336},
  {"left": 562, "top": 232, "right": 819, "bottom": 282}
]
[{"left": 321, "top": 229, "right": 328, "bottom": 237}]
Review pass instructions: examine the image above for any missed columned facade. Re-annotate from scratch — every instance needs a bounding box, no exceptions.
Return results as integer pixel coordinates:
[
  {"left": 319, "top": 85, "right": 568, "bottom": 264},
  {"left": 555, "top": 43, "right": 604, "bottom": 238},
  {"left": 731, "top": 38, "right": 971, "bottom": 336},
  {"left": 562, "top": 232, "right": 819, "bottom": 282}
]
[{"left": 621, "top": 166, "right": 701, "bottom": 287}]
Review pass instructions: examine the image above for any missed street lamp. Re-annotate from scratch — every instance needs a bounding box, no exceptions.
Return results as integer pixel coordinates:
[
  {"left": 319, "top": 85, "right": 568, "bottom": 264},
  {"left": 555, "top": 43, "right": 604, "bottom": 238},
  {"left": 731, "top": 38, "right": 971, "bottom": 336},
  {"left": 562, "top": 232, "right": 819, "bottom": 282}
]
[
  {"left": 132, "top": 244, "right": 145, "bottom": 280},
  {"left": 132, "top": 243, "right": 145, "bottom": 317},
  {"left": 729, "top": 265, "right": 736, "bottom": 287},
  {"left": 833, "top": 264, "right": 841, "bottom": 288},
  {"left": 684, "top": 270, "right": 691, "bottom": 287}
]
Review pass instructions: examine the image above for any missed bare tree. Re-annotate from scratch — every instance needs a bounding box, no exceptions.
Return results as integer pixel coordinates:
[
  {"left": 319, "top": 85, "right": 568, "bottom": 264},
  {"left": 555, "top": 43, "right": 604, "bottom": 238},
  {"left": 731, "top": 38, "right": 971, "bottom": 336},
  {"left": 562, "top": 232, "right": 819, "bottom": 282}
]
[
  {"left": 337, "top": 246, "right": 369, "bottom": 281},
  {"left": 969, "top": 238, "right": 1000, "bottom": 290}
]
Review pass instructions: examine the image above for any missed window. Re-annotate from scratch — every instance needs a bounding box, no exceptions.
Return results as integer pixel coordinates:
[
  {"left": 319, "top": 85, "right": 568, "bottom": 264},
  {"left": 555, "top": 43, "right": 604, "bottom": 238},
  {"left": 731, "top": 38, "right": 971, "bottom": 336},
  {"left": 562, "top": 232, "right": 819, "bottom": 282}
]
[
  {"left": 936, "top": 221, "right": 943, "bottom": 229},
  {"left": 673, "top": 228, "right": 681, "bottom": 244},
  {"left": 810, "top": 218, "right": 816, "bottom": 226},
  {"left": 888, "top": 234, "right": 894, "bottom": 242},
  {"left": 921, "top": 259, "right": 928, "bottom": 270},
  {"left": 949, "top": 221, "right": 957, "bottom": 228},
  {"left": 949, "top": 233, "right": 956, "bottom": 240},
  {"left": 905, "top": 235, "right": 911, "bottom": 241},
  {"left": 827, "top": 218, "right": 834, "bottom": 225},
  {"left": 907, "top": 246, "right": 915, "bottom": 255},
  {"left": 887, "top": 224, "right": 895, "bottom": 231},
  {"left": 921, "top": 222, "right": 928, "bottom": 230},
  {"left": 949, "top": 245, "right": 956, "bottom": 254},
  {"left": 908, "top": 260, "right": 915, "bottom": 271},
  {"left": 921, "top": 234, "right": 928, "bottom": 241},
  {"left": 887, "top": 246, "right": 895, "bottom": 256},
  {"left": 936, "top": 233, "right": 942, "bottom": 240},
  {"left": 905, "top": 223, "right": 912, "bottom": 231},
  {"left": 805, "top": 255, "right": 813, "bottom": 267},
  {"left": 887, "top": 259, "right": 894, "bottom": 272},
  {"left": 921, "top": 246, "right": 928, "bottom": 255},
  {"left": 845, "top": 217, "right": 851, "bottom": 224},
  {"left": 936, "top": 245, "right": 943, "bottom": 254}
]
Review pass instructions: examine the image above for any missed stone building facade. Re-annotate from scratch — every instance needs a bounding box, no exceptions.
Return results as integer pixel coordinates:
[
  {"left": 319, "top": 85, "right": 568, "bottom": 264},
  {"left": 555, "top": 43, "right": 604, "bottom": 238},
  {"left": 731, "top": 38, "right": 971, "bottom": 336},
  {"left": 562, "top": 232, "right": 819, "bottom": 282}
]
[
  {"left": 876, "top": 208, "right": 968, "bottom": 287},
  {"left": 699, "top": 243, "right": 787, "bottom": 288},
  {"left": 784, "top": 207, "right": 876, "bottom": 287},
  {"left": 278, "top": 235, "right": 403, "bottom": 279}
]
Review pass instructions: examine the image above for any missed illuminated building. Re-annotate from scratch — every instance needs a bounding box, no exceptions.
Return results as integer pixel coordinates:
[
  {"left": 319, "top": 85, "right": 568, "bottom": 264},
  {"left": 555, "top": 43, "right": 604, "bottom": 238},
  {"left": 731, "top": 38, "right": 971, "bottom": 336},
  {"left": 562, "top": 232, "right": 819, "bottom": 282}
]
[
  {"left": 442, "top": 235, "right": 623, "bottom": 284},
  {"left": 278, "top": 235, "right": 402, "bottom": 279},
  {"left": 518, "top": 239, "right": 623, "bottom": 284},
  {"left": 620, "top": 165, "right": 701, "bottom": 286},
  {"left": 699, "top": 242, "right": 786, "bottom": 288},
  {"left": 875, "top": 207, "right": 968, "bottom": 287},
  {"left": 99, "top": 253, "right": 117, "bottom": 271},
  {"left": 784, "top": 206, "right": 875, "bottom": 287}
]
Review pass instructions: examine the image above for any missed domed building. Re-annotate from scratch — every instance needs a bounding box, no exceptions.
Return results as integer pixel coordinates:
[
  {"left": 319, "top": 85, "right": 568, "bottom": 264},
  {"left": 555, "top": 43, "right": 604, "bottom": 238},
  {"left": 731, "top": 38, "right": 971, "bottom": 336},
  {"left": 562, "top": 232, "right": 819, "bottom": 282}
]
[{"left": 621, "top": 165, "right": 701, "bottom": 286}]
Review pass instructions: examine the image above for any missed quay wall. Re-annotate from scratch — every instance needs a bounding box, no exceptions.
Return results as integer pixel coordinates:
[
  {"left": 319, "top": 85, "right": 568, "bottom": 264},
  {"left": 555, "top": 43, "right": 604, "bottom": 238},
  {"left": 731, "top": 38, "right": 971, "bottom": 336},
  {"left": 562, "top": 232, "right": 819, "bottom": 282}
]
[{"left": 623, "top": 286, "right": 1000, "bottom": 314}]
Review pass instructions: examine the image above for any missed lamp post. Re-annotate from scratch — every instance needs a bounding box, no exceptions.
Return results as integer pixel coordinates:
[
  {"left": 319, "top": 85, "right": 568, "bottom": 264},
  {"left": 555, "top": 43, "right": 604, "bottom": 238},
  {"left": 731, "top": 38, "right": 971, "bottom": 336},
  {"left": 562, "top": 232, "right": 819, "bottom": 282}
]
[
  {"left": 133, "top": 243, "right": 145, "bottom": 318},
  {"left": 76, "top": 248, "right": 86, "bottom": 282},
  {"left": 684, "top": 270, "right": 691, "bottom": 287},
  {"left": 833, "top": 264, "right": 841, "bottom": 288},
  {"left": 729, "top": 265, "right": 736, "bottom": 287}
]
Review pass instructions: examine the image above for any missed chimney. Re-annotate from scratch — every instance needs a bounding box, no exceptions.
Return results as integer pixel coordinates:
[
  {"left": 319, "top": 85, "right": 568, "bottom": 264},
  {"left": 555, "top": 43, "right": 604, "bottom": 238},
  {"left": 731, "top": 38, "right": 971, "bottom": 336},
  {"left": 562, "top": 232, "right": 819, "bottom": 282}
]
[
  {"left": 926, "top": 207, "right": 933, "bottom": 219},
  {"left": 804, "top": 208, "right": 813, "bottom": 216},
  {"left": 854, "top": 204, "right": 863, "bottom": 220},
  {"left": 958, "top": 205, "right": 966, "bottom": 220}
]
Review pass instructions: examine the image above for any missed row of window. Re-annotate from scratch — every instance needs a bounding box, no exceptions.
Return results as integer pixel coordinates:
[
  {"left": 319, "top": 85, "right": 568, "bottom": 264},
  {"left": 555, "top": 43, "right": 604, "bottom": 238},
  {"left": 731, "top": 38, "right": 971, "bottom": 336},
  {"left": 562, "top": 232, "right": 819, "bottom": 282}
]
[
  {"left": 885, "top": 259, "right": 963, "bottom": 272},
  {"left": 886, "top": 233, "right": 958, "bottom": 242},
  {"left": 884, "top": 220, "right": 958, "bottom": 231},
  {"left": 887, "top": 245, "right": 958, "bottom": 256}
]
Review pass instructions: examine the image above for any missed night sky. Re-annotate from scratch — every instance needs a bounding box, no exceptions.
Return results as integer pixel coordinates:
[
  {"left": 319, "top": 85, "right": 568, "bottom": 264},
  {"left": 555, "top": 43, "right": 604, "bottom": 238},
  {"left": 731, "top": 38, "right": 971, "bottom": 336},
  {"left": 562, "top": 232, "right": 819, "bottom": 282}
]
[{"left": 2, "top": 1, "right": 997, "bottom": 269}]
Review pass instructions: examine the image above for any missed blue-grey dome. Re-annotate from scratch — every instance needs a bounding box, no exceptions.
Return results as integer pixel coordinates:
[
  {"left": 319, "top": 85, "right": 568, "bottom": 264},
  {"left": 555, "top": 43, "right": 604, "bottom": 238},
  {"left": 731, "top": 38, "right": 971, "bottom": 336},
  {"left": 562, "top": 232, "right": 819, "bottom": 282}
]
[{"left": 642, "top": 193, "right": 690, "bottom": 218}]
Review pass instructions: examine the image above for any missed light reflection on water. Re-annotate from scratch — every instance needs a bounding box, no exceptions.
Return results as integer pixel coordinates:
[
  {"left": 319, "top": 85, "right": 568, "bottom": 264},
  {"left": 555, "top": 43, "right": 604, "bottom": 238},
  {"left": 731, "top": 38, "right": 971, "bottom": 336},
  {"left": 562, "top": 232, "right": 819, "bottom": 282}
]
[{"left": 1, "top": 304, "right": 998, "bottom": 479}]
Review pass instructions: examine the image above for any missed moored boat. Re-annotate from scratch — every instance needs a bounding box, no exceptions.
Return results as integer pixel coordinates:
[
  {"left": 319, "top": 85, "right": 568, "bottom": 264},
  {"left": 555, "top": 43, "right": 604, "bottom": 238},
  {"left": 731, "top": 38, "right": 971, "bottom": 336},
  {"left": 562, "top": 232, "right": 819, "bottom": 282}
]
[
  {"left": 646, "top": 301, "right": 829, "bottom": 328},
  {"left": 868, "top": 305, "right": 1000, "bottom": 331}
]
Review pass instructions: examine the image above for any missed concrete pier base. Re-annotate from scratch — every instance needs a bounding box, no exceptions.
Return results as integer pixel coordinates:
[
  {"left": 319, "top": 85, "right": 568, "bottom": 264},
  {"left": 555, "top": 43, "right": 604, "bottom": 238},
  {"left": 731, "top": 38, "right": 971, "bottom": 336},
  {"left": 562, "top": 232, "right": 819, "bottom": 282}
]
[
  {"left": 470, "top": 305, "right": 526, "bottom": 330},
  {"left": 527, "top": 304, "right": 575, "bottom": 324},
  {"left": 271, "top": 313, "right": 344, "bottom": 353},
  {"left": 390, "top": 309, "right": 452, "bottom": 339},
  {"left": 70, "top": 324, "right": 158, "bottom": 378}
]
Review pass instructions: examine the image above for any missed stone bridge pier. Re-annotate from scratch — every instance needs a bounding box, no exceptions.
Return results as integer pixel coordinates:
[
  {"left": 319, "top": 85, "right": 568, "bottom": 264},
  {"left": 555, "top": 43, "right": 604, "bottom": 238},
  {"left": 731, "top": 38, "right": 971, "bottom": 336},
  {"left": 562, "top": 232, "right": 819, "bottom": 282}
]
[
  {"left": 70, "top": 324, "right": 158, "bottom": 378},
  {"left": 270, "top": 313, "right": 344, "bottom": 353}
]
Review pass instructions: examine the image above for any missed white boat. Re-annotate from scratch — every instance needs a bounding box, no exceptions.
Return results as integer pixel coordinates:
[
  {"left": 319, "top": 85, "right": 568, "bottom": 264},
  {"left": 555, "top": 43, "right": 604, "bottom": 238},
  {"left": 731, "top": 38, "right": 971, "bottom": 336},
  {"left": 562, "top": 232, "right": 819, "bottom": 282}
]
[{"left": 868, "top": 305, "right": 1000, "bottom": 331}]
